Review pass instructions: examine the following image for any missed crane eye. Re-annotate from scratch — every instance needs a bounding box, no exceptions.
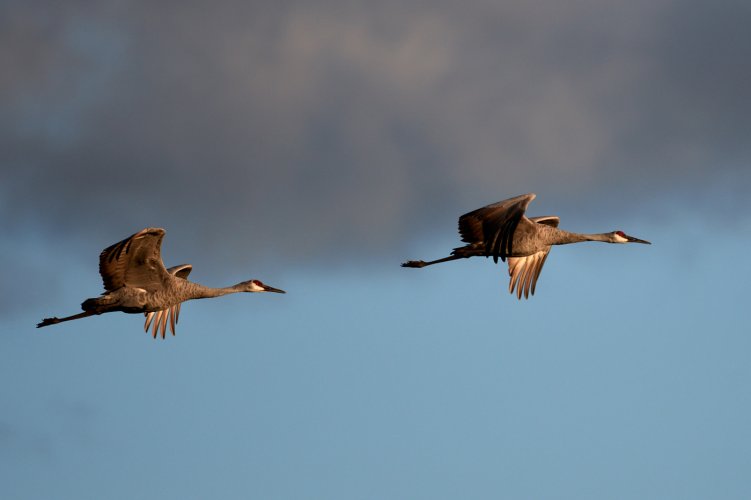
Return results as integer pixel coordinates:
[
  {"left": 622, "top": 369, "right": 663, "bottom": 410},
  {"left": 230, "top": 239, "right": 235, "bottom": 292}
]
[
  {"left": 251, "top": 280, "right": 262, "bottom": 286},
  {"left": 615, "top": 231, "right": 625, "bottom": 237}
]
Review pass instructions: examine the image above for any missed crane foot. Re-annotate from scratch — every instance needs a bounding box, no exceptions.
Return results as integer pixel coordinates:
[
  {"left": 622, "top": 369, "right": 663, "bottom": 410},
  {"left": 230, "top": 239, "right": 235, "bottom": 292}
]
[
  {"left": 401, "top": 260, "right": 426, "bottom": 268},
  {"left": 37, "top": 317, "right": 61, "bottom": 328}
]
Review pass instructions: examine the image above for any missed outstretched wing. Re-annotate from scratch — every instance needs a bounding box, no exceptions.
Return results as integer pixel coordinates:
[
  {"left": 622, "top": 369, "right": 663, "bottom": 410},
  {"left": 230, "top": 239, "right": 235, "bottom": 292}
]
[
  {"left": 458, "top": 193, "right": 536, "bottom": 263},
  {"left": 143, "top": 264, "right": 193, "bottom": 339},
  {"left": 507, "top": 249, "right": 551, "bottom": 299},
  {"left": 98, "top": 227, "right": 171, "bottom": 293},
  {"left": 505, "top": 216, "right": 560, "bottom": 299},
  {"left": 144, "top": 304, "right": 182, "bottom": 339}
]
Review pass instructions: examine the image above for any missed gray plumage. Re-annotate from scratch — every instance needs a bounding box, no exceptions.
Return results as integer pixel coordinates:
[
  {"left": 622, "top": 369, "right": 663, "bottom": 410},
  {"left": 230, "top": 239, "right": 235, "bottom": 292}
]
[
  {"left": 37, "top": 228, "right": 285, "bottom": 337},
  {"left": 143, "top": 264, "right": 192, "bottom": 339},
  {"left": 401, "top": 193, "right": 650, "bottom": 299}
]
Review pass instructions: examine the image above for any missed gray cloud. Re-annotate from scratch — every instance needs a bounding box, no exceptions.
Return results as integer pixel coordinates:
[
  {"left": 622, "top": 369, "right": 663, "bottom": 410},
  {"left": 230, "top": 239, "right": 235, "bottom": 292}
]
[{"left": 3, "top": 0, "right": 750, "bottom": 273}]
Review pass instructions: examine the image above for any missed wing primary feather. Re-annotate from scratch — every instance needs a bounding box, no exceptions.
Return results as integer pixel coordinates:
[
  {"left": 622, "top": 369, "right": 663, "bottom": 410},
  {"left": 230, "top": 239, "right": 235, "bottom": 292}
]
[
  {"left": 508, "top": 258, "right": 521, "bottom": 297},
  {"left": 508, "top": 259, "right": 521, "bottom": 295},
  {"left": 504, "top": 248, "right": 553, "bottom": 299},
  {"left": 529, "top": 255, "right": 540, "bottom": 297},
  {"left": 492, "top": 228, "right": 505, "bottom": 263},
  {"left": 144, "top": 312, "right": 155, "bottom": 332},
  {"left": 487, "top": 231, "right": 499, "bottom": 261},
  {"left": 531, "top": 252, "right": 550, "bottom": 296},
  {"left": 516, "top": 261, "right": 528, "bottom": 299},
  {"left": 152, "top": 310, "right": 162, "bottom": 339},
  {"left": 518, "top": 260, "right": 528, "bottom": 299},
  {"left": 169, "top": 306, "right": 176, "bottom": 336},
  {"left": 524, "top": 255, "right": 538, "bottom": 298},
  {"left": 505, "top": 216, "right": 521, "bottom": 259},
  {"left": 501, "top": 226, "right": 511, "bottom": 261},
  {"left": 159, "top": 309, "right": 168, "bottom": 339}
]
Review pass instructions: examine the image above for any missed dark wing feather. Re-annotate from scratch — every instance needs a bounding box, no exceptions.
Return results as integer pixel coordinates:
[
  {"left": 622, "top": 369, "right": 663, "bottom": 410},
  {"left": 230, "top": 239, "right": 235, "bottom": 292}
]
[
  {"left": 457, "top": 193, "right": 536, "bottom": 263},
  {"left": 99, "top": 227, "right": 170, "bottom": 293}
]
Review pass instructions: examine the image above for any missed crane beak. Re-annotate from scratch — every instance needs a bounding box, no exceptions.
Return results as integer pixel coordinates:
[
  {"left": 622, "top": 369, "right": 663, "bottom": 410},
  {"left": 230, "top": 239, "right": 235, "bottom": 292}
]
[
  {"left": 262, "top": 284, "right": 286, "bottom": 294},
  {"left": 625, "top": 234, "right": 651, "bottom": 244}
]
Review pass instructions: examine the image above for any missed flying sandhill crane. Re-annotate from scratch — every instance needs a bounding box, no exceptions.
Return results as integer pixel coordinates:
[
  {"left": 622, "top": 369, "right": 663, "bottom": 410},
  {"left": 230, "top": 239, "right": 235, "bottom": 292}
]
[
  {"left": 37, "top": 228, "right": 285, "bottom": 338},
  {"left": 401, "top": 193, "right": 650, "bottom": 299}
]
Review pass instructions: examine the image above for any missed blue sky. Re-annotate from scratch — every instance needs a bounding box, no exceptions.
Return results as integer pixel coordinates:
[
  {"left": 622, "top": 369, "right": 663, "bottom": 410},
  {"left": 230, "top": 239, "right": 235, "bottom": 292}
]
[{"left": 2, "top": 1, "right": 750, "bottom": 499}]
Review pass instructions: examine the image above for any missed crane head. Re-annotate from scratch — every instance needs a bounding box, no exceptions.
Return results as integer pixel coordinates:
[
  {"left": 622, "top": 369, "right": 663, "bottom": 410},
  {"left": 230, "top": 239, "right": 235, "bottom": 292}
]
[
  {"left": 612, "top": 230, "right": 651, "bottom": 244},
  {"left": 240, "top": 279, "right": 286, "bottom": 293}
]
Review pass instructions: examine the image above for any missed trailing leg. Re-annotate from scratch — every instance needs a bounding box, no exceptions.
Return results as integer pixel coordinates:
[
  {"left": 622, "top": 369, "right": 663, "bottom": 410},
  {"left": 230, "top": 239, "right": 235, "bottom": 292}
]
[
  {"left": 401, "top": 255, "right": 463, "bottom": 268},
  {"left": 37, "top": 310, "right": 96, "bottom": 328}
]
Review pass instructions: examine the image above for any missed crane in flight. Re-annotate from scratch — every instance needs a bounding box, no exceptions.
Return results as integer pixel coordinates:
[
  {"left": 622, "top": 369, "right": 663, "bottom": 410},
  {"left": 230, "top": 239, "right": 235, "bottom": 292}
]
[
  {"left": 37, "top": 227, "right": 285, "bottom": 338},
  {"left": 401, "top": 193, "right": 650, "bottom": 299}
]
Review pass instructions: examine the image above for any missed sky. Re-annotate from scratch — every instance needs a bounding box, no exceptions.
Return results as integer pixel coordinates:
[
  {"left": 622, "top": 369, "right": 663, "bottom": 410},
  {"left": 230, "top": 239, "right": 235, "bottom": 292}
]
[{"left": 1, "top": 0, "right": 750, "bottom": 498}]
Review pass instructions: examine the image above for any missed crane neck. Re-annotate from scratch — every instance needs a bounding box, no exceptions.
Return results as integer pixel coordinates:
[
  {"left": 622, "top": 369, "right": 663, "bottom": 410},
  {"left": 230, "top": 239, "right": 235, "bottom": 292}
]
[
  {"left": 178, "top": 281, "right": 245, "bottom": 300},
  {"left": 544, "top": 227, "right": 614, "bottom": 245}
]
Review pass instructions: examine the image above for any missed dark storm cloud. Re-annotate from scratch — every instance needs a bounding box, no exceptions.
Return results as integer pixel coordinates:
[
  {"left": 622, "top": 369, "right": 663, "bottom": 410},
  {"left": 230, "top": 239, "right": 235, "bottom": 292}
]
[{"left": 3, "top": 0, "right": 750, "bottom": 270}]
